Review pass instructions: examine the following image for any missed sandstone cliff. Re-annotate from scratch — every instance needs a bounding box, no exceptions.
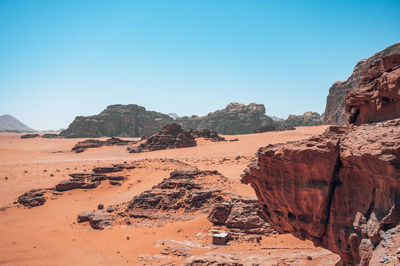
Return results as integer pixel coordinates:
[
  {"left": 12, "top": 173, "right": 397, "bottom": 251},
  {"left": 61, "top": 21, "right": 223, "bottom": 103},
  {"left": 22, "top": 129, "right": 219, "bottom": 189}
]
[
  {"left": 243, "top": 121, "right": 400, "bottom": 265},
  {"left": 243, "top": 44, "right": 400, "bottom": 265},
  {"left": 60, "top": 104, "right": 174, "bottom": 138},
  {"left": 346, "top": 53, "right": 400, "bottom": 125},
  {"left": 323, "top": 42, "right": 400, "bottom": 125}
]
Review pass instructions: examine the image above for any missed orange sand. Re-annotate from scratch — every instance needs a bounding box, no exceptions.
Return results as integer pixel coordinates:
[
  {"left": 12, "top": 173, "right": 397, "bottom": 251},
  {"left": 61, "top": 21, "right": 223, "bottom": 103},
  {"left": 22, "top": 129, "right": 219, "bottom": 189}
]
[{"left": 0, "top": 126, "right": 340, "bottom": 265}]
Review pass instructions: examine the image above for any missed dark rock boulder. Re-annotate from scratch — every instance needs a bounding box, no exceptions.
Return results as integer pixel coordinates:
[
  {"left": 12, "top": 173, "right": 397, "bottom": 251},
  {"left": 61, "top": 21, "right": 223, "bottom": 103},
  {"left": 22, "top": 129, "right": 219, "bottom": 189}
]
[
  {"left": 17, "top": 188, "right": 48, "bottom": 208},
  {"left": 323, "top": 42, "right": 400, "bottom": 125},
  {"left": 60, "top": 104, "right": 174, "bottom": 138},
  {"left": 21, "top": 133, "right": 39, "bottom": 139}
]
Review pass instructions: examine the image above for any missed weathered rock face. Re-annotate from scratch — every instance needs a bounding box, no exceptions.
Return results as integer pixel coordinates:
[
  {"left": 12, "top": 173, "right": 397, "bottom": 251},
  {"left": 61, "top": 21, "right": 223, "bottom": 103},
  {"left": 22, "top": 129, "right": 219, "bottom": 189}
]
[
  {"left": 283, "top": 111, "right": 322, "bottom": 128},
  {"left": 60, "top": 104, "right": 174, "bottom": 138},
  {"left": 346, "top": 53, "right": 400, "bottom": 125},
  {"left": 242, "top": 119, "right": 400, "bottom": 265},
  {"left": 323, "top": 42, "right": 400, "bottom": 125},
  {"left": 77, "top": 210, "right": 114, "bottom": 230},
  {"left": 177, "top": 102, "right": 276, "bottom": 135}
]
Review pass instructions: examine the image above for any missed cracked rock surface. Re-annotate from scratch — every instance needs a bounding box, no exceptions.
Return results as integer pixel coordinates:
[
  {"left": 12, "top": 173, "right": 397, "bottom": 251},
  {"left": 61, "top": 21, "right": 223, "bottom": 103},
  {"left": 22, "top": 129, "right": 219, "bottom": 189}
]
[{"left": 242, "top": 119, "right": 400, "bottom": 265}]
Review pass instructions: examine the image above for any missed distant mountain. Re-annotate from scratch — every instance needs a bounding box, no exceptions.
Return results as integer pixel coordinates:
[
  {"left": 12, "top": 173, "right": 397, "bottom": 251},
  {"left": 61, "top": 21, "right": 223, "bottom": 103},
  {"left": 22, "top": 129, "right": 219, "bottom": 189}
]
[
  {"left": 0, "top": 114, "right": 34, "bottom": 132},
  {"left": 167, "top": 113, "right": 179, "bottom": 119}
]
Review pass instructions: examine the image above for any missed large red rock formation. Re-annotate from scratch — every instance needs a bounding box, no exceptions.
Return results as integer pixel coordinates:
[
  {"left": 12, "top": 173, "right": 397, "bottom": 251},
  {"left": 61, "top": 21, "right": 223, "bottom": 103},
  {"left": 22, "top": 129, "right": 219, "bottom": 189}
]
[
  {"left": 242, "top": 119, "right": 400, "bottom": 265},
  {"left": 346, "top": 53, "right": 400, "bottom": 125},
  {"left": 243, "top": 42, "right": 400, "bottom": 265},
  {"left": 323, "top": 42, "right": 400, "bottom": 125}
]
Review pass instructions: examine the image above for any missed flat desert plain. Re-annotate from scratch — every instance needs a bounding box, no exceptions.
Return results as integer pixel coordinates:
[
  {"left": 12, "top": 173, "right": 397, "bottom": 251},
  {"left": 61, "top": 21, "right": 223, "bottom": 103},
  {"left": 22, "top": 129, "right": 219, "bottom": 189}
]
[{"left": 0, "top": 126, "right": 340, "bottom": 265}]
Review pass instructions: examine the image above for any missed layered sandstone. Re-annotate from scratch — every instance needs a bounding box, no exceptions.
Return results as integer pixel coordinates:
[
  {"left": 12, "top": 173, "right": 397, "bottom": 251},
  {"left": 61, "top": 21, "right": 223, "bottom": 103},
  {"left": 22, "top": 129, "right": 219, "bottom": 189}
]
[
  {"left": 346, "top": 53, "right": 400, "bottom": 125},
  {"left": 323, "top": 42, "right": 400, "bottom": 125},
  {"left": 127, "top": 124, "right": 197, "bottom": 153},
  {"left": 243, "top": 55, "right": 400, "bottom": 265},
  {"left": 242, "top": 120, "right": 400, "bottom": 265}
]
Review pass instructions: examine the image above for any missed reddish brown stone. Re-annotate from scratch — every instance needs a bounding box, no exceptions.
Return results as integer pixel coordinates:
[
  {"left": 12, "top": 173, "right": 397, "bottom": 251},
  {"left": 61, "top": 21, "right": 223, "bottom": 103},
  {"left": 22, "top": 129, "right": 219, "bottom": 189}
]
[
  {"left": 346, "top": 54, "right": 400, "bottom": 125},
  {"left": 242, "top": 119, "right": 400, "bottom": 265},
  {"left": 323, "top": 42, "right": 400, "bottom": 125}
]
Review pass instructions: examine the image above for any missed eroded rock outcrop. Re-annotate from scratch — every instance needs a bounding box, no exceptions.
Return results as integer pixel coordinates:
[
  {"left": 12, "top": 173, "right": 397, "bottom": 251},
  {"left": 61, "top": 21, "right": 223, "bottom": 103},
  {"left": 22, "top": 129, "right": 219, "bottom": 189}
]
[
  {"left": 17, "top": 188, "right": 49, "bottom": 208},
  {"left": 187, "top": 128, "right": 226, "bottom": 142},
  {"left": 283, "top": 111, "right": 322, "bottom": 128},
  {"left": 60, "top": 104, "right": 174, "bottom": 138},
  {"left": 242, "top": 120, "right": 400, "bottom": 265},
  {"left": 346, "top": 53, "right": 400, "bottom": 125},
  {"left": 128, "top": 124, "right": 197, "bottom": 153},
  {"left": 16, "top": 164, "right": 129, "bottom": 208},
  {"left": 55, "top": 173, "right": 124, "bottom": 191},
  {"left": 208, "top": 197, "right": 276, "bottom": 237},
  {"left": 127, "top": 124, "right": 226, "bottom": 153},
  {"left": 323, "top": 42, "right": 400, "bottom": 125},
  {"left": 77, "top": 168, "right": 235, "bottom": 229},
  {"left": 177, "top": 102, "right": 277, "bottom": 135},
  {"left": 77, "top": 210, "right": 114, "bottom": 230},
  {"left": 72, "top": 137, "right": 136, "bottom": 153},
  {"left": 126, "top": 170, "right": 227, "bottom": 219},
  {"left": 21, "top": 133, "right": 39, "bottom": 139}
]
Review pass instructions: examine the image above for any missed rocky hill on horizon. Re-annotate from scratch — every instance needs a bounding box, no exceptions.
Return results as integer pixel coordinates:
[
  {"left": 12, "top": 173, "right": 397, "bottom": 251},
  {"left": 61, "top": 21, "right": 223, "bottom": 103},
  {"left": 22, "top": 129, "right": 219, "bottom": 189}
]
[
  {"left": 60, "top": 103, "right": 323, "bottom": 138},
  {"left": 176, "top": 102, "right": 276, "bottom": 135},
  {"left": 0, "top": 114, "right": 34, "bottom": 132},
  {"left": 59, "top": 104, "right": 175, "bottom": 138}
]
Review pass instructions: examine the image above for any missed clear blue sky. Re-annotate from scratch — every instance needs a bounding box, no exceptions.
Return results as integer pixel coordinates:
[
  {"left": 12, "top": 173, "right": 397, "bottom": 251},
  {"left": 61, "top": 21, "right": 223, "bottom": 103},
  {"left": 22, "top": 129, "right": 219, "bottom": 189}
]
[{"left": 0, "top": 0, "right": 399, "bottom": 130}]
